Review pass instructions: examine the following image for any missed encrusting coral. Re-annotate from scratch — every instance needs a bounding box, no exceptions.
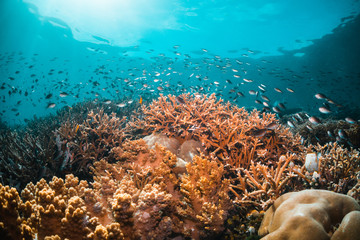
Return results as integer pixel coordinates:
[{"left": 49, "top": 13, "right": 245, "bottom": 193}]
[{"left": 258, "top": 189, "right": 360, "bottom": 240}]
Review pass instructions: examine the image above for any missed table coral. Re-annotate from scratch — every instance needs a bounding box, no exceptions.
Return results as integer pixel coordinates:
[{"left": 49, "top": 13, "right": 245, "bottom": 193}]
[{"left": 258, "top": 189, "right": 360, "bottom": 240}]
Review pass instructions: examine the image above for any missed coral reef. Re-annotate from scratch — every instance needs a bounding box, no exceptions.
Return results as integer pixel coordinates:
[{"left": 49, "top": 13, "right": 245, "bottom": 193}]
[
  {"left": 0, "top": 129, "right": 59, "bottom": 190},
  {"left": 0, "top": 139, "right": 232, "bottom": 239},
  {"left": 1, "top": 93, "right": 360, "bottom": 239},
  {"left": 56, "top": 108, "right": 127, "bottom": 176},
  {"left": 127, "top": 93, "right": 304, "bottom": 169},
  {"left": 177, "top": 154, "right": 232, "bottom": 239},
  {"left": 230, "top": 154, "right": 306, "bottom": 208},
  {"left": 284, "top": 113, "right": 360, "bottom": 149},
  {"left": 0, "top": 100, "right": 135, "bottom": 190},
  {"left": 258, "top": 189, "right": 360, "bottom": 240},
  {"left": 303, "top": 142, "right": 360, "bottom": 196}
]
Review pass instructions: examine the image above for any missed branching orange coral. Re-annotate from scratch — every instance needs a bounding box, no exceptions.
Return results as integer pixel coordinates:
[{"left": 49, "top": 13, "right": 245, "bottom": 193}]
[
  {"left": 57, "top": 109, "right": 127, "bottom": 174},
  {"left": 304, "top": 142, "right": 360, "bottom": 198},
  {"left": 230, "top": 154, "right": 306, "bottom": 208},
  {"left": 127, "top": 93, "right": 304, "bottom": 169}
]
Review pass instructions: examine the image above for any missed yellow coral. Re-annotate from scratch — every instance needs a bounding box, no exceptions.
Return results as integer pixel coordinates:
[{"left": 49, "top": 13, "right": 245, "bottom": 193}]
[{"left": 177, "top": 155, "right": 232, "bottom": 239}]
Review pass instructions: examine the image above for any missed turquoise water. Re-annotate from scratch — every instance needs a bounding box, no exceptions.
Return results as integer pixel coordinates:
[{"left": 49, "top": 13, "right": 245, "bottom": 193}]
[{"left": 1, "top": 0, "right": 360, "bottom": 126}]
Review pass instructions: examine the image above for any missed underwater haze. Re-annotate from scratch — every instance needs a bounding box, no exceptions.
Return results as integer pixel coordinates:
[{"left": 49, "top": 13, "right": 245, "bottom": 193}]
[{"left": 0, "top": 0, "right": 360, "bottom": 125}]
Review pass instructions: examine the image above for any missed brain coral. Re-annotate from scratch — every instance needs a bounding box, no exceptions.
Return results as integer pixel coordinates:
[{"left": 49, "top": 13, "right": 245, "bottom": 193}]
[{"left": 259, "top": 189, "right": 360, "bottom": 240}]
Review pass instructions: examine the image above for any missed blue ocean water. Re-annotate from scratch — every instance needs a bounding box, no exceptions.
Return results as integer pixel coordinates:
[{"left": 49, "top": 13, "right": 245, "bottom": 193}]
[{"left": 1, "top": 0, "right": 360, "bottom": 126}]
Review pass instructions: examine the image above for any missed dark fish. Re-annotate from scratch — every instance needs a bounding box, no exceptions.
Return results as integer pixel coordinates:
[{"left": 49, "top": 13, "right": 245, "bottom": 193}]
[
  {"left": 176, "top": 96, "right": 185, "bottom": 104},
  {"left": 266, "top": 122, "right": 278, "bottom": 130},
  {"left": 237, "top": 92, "right": 244, "bottom": 97},
  {"left": 278, "top": 103, "right": 286, "bottom": 110},
  {"left": 250, "top": 128, "right": 268, "bottom": 137},
  {"left": 45, "top": 93, "right": 53, "bottom": 99},
  {"left": 261, "top": 95, "right": 270, "bottom": 101}
]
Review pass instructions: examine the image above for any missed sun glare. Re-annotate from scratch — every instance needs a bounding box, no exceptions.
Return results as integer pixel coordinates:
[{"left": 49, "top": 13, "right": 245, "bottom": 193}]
[{"left": 24, "top": 0, "right": 179, "bottom": 46}]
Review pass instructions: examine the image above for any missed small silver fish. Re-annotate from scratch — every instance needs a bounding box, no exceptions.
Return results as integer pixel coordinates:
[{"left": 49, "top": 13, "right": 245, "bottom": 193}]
[
  {"left": 116, "top": 103, "right": 126, "bottom": 108},
  {"left": 327, "top": 130, "right": 335, "bottom": 138},
  {"left": 287, "top": 121, "right": 295, "bottom": 128},
  {"left": 345, "top": 117, "right": 356, "bottom": 124},
  {"left": 59, "top": 92, "right": 68, "bottom": 97},
  {"left": 274, "top": 88, "right": 282, "bottom": 93},
  {"left": 319, "top": 106, "right": 331, "bottom": 114},
  {"left": 338, "top": 129, "right": 348, "bottom": 139},
  {"left": 272, "top": 106, "right": 281, "bottom": 113},
  {"left": 315, "top": 93, "right": 326, "bottom": 99},
  {"left": 47, "top": 103, "right": 56, "bottom": 108},
  {"left": 308, "top": 116, "right": 321, "bottom": 124},
  {"left": 249, "top": 90, "right": 257, "bottom": 95}
]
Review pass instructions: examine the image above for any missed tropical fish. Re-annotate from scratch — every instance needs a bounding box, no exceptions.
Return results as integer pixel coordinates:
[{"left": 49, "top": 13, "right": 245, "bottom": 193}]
[
  {"left": 47, "top": 103, "right": 56, "bottom": 109},
  {"left": 308, "top": 116, "right": 321, "bottom": 124},
  {"left": 319, "top": 106, "right": 331, "bottom": 114}
]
